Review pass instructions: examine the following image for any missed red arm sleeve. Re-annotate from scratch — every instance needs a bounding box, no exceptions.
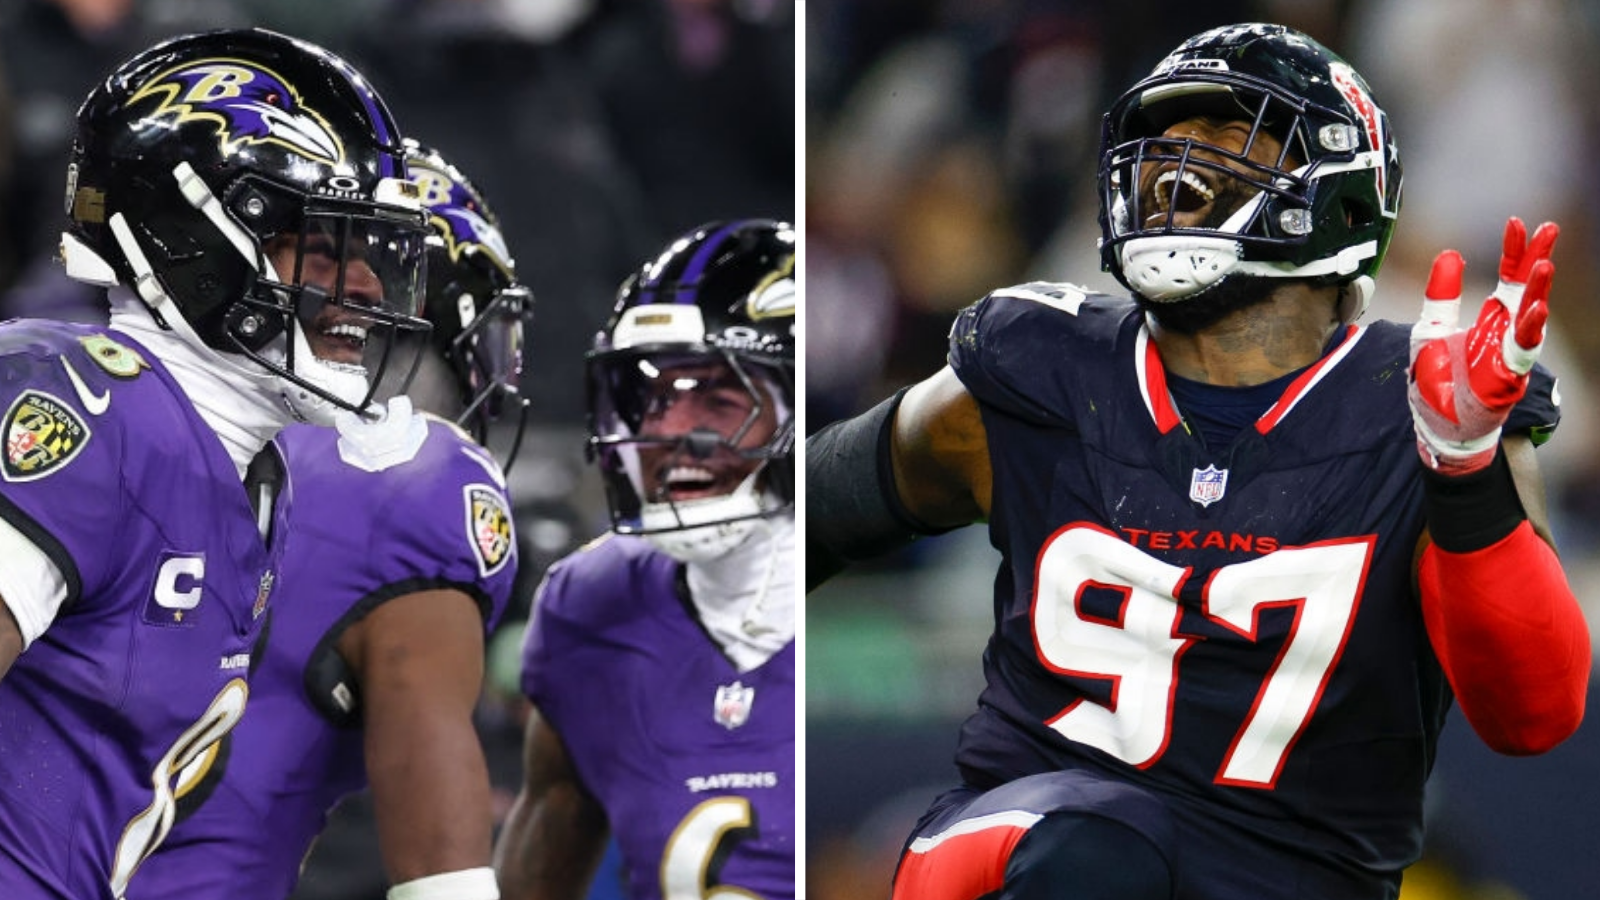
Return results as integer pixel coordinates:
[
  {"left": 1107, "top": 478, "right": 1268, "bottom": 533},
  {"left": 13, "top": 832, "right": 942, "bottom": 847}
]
[{"left": 1419, "top": 520, "right": 1590, "bottom": 755}]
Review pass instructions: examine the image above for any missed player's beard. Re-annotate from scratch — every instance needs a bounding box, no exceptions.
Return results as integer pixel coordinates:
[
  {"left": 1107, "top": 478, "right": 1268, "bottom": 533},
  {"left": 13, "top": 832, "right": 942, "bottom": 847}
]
[
  {"left": 1134, "top": 274, "right": 1278, "bottom": 334},
  {"left": 1131, "top": 177, "right": 1278, "bottom": 334}
]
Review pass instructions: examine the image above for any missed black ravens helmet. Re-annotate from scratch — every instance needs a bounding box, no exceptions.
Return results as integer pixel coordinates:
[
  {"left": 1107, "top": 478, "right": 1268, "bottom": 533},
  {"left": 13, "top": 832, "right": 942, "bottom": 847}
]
[
  {"left": 1098, "top": 23, "right": 1402, "bottom": 316},
  {"left": 587, "top": 219, "right": 795, "bottom": 560},
  {"left": 61, "top": 27, "right": 432, "bottom": 420},
  {"left": 405, "top": 140, "right": 532, "bottom": 468}
]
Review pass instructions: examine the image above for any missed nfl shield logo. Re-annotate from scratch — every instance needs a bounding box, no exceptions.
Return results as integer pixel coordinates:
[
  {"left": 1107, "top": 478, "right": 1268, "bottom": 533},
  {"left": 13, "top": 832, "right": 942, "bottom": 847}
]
[
  {"left": 1189, "top": 465, "right": 1229, "bottom": 508},
  {"left": 713, "top": 681, "right": 755, "bottom": 730}
]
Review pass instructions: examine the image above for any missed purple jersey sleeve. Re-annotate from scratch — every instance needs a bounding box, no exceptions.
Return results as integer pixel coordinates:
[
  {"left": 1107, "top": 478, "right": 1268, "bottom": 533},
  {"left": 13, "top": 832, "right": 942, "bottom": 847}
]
[
  {"left": 0, "top": 322, "right": 144, "bottom": 603},
  {"left": 283, "top": 417, "right": 519, "bottom": 628},
  {"left": 522, "top": 535, "right": 795, "bottom": 900},
  {"left": 0, "top": 321, "right": 282, "bottom": 900},
  {"left": 130, "top": 416, "right": 518, "bottom": 900}
]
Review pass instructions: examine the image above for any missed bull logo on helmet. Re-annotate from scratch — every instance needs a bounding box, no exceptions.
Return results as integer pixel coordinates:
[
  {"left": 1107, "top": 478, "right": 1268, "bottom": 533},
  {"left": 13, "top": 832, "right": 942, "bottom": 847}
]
[{"left": 128, "top": 58, "right": 345, "bottom": 166}]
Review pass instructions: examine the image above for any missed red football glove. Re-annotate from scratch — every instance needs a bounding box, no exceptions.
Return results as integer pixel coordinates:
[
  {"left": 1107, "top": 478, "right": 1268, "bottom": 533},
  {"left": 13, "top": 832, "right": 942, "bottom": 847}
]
[{"left": 1407, "top": 217, "right": 1557, "bottom": 475}]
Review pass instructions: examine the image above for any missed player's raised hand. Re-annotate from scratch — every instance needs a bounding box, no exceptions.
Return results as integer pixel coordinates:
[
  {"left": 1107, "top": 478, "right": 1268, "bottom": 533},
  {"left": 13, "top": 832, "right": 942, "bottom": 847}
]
[{"left": 1407, "top": 217, "right": 1557, "bottom": 476}]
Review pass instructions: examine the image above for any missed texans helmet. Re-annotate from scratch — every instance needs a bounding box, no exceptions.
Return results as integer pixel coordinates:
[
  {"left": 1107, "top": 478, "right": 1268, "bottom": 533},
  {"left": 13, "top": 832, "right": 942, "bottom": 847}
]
[{"left": 1098, "top": 23, "right": 1402, "bottom": 310}]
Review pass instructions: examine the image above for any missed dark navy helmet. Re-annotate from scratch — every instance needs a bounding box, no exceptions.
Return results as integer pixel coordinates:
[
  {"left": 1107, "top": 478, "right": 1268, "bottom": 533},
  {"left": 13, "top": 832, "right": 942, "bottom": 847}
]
[
  {"left": 1098, "top": 23, "right": 1402, "bottom": 311},
  {"left": 62, "top": 27, "right": 432, "bottom": 418},
  {"left": 587, "top": 219, "right": 795, "bottom": 556}
]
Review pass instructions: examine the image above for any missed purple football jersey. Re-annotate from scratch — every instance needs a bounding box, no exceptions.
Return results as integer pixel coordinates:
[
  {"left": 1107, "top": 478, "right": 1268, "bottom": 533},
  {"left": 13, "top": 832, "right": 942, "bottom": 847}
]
[
  {"left": 0, "top": 321, "right": 284, "bottom": 900},
  {"left": 127, "top": 416, "right": 518, "bottom": 900},
  {"left": 521, "top": 534, "right": 795, "bottom": 900}
]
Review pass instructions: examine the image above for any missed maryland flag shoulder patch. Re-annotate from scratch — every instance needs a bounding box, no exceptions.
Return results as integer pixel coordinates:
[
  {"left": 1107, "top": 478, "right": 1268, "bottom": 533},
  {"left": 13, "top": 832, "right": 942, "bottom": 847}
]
[
  {"left": 464, "top": 483, "right": 513, "bottom": 578},
  {"left": 4, "top": 390, "right": 91, "bottom": 482}
]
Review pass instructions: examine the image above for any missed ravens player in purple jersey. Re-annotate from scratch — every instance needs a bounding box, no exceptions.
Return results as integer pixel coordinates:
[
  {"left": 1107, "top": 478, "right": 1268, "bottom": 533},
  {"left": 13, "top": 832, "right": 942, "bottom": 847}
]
[
  {"left": 808, "top": 23, "right": 1590, "bottom": 900},
  {"left": 127, "top": 142, "right": 529, "bottom": 900},
  {"left": 0, "top": 28, "right": 431, "bottom": 900},
  {"left": 495, "top": 219, "right": 796, "bottom": 900}
]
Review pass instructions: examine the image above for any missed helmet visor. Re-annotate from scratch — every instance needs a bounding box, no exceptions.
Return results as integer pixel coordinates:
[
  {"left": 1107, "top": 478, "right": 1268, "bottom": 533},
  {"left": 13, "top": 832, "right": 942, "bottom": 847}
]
[
  {"left": 246, "top": 206, "right": 433, "bottom": 412},
  {"left": 273, "top": 208, "right": 431, "bottom": 322}
]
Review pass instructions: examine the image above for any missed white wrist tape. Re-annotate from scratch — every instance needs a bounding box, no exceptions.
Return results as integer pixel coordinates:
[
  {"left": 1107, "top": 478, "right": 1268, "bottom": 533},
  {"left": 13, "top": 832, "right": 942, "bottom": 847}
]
[
  {"left": 1491, "top": 278, "right": 1525, "bottom": 315},
  {"left": 388, "top": 867, "right": 499, "bottom": 900},
  {"left": 1502, "top": 329, "right": 1542, "bottom": 376}
]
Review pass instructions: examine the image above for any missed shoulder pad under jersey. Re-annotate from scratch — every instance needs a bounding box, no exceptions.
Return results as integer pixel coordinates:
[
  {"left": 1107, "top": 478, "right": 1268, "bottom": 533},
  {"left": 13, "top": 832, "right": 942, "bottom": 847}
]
[{"left": 949, "top": 282, "right": 1136, "bottom": 427}]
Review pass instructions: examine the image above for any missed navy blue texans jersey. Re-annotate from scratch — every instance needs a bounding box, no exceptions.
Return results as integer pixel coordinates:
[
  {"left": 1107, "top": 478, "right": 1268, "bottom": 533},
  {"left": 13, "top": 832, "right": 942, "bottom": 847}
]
[{"left": 941, "top": 283, "right": 1558, "bottom": 898}]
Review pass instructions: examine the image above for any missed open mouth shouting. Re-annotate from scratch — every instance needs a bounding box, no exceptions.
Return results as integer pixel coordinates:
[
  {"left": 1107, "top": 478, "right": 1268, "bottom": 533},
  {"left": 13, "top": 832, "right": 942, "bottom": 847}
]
[
  {"left": 651, "top": 463, "right": 734, "bottom": 503},
  {"left": 1144, "top": 165, "right": 1218, "bottom": 228}
]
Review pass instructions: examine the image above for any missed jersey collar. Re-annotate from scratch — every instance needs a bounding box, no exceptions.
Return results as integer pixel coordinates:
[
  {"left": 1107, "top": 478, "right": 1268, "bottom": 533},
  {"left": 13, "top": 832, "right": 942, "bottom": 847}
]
[{"left": 1135, "top": 322, "right": 1365, "bottom": 436}]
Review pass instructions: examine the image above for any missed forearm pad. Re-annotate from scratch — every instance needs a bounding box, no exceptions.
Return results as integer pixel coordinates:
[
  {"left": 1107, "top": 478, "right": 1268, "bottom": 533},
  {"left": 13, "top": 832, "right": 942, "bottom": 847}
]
[
  {"left": 1420, "top": 522, "right": 1591, "bottom": 755},
  {"left": 806, "top": 389, "right": 949, "bottom": 591}
]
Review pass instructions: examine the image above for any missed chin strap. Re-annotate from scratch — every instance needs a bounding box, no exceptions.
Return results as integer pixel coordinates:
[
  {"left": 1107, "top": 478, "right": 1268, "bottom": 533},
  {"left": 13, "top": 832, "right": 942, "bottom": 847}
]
[
  {"left": 97, "top": 161, "right": 267, "bottom": 314},
  {"left": 1117, "top": 235, "right": 1242, "bottom": 301},
  {"left": 108, "top": 212, "right": 177, "bottom": 313},
  {"left": 1119, "top": 233, "right": 1380, "bottom": 303},
  {"left": 175, "top": 160, "right": 262, "bottom": 268},
  {"left": 1338, "top": 275, "right": 1375, "bottom": 323}
]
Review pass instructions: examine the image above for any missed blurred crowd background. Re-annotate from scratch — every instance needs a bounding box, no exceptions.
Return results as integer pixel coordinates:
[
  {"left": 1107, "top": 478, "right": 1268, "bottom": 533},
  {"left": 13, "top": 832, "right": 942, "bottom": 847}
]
[
  {"left": 806, "top": 2, "right": 1600, "bottom": 899},
  {"left": 0, "top": 0, "right": 793, "bottom": 897}
]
